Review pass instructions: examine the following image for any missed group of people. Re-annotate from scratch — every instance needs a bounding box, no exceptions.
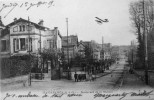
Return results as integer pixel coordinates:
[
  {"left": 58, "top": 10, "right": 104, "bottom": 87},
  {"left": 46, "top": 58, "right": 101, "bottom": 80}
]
[
  {"left": 74, "top": 72, "right": 86, "bottom": 82},
  {"left": 74, "top": 72, "right": 95, "bottom": 82}
]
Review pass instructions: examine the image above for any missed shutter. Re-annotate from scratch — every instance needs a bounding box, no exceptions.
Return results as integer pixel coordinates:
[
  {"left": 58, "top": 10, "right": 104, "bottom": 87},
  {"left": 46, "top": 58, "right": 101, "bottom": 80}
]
[
  {"left": 30, "top": 38, "right": 32, "bottom": 51},
  {"left": 6, "top": 40, "right": 9, "bottom": 51},
  {"left": 32, "top": 38, "right": 36, "bottom": 52},
  {"left": 13, "top": 38, "right": 16, "bottom": 52},
  {"left": 16, "top": 38, "right": 19, "bottom": 50},
  {"left": 25, "top": 38, "right": 28, "bottom": 51}
]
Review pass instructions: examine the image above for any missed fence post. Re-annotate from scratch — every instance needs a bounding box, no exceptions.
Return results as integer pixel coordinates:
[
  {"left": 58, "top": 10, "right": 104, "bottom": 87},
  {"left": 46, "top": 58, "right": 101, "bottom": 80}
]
[{"left": 29, "top": 72, "right": 31, "bottom": 86}]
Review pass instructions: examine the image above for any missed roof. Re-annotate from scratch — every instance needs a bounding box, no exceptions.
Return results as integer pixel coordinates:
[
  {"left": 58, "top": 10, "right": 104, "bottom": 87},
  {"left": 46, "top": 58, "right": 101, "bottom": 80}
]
[
  {"left": 0, "top": 16, "right": 5, "bottom": 27},
  {"left": 0, "top": 28, "right": 9, "bottom": 38},
  {"left": 6, "top": 18, "right": 48, "bottom": 30},
  {"left": 82, "top": 41, "right": 91, "bottom": 47},
  {"left": 0, "top": 20, "right": 4, "bottom": 27},
  {"left": 78, "top": 41, "right": 86, "bottom": 47},
  {"left": 62, "top": 35, "right": 78, "bottom": 38}
]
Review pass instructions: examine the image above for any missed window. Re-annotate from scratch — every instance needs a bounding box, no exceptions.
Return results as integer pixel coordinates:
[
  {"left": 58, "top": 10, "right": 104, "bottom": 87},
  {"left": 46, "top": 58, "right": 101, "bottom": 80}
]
[
  {"left": 47, "top": 40, "right": 53, "bottom": 49},
  {"left": 20, "top": 38, "right": 26, "bottom": 50},
  {"left": 1, "top": 40, "right": 7, "bottom": 52},
  {"left": 13, "top": 38, "right": 19, "bottom": 52},
  {"left": 19, "top": 25, "right": 26, "bottom": 32},
  {"left": 13, "top": 38, "right": 32, "bottom": 52},
  {"left": 19, "top": 26, "right": 22, "bottom": 31},
  {"left": 23, "top": 25, "right": 25, "bottom": 31},
  {"left": 13, "top": 26, "right": 18, "bottom": 32}
]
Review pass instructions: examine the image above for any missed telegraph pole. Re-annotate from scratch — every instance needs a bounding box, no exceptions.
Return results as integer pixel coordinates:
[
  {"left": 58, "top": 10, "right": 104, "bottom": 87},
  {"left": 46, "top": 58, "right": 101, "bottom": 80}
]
[
  {"left": 28, "top": 16, "right": 31, "bottom": 86},
  {"left": 66, "top": 18, "right": 70, "bottom": 80},
  {"left": 143, "top": 0, "right": 149, "bottom": 85},
  {"left": 39, "top": 22, "right": 43, "bottom": 80},
  {"left": 131, "top": 41, "right": 134, "bottom": 69}
]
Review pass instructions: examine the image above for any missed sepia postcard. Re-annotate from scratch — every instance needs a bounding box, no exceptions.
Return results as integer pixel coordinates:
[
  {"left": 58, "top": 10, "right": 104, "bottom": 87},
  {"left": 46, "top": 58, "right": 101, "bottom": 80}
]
[{"left": 0, "top": 0, "right": 154, "bottom": 100}]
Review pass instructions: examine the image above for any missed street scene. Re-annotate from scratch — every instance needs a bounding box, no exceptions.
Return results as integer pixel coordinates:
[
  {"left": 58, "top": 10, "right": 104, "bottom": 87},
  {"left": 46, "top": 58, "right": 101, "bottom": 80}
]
[{"left": 0, "top": 0, "right": 154, "bottom": 100}]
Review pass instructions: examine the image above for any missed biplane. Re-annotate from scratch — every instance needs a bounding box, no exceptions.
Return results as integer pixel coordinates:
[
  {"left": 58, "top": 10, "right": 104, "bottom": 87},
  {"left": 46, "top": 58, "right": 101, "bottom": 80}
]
[{"left": 95, "top": 17, "right": 109, "bottom": 24}]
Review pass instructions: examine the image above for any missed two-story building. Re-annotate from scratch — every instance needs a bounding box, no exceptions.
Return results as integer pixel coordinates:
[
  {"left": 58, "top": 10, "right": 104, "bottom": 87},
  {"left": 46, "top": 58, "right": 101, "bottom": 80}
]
[
  {"left": 0, "top": 17, "right": 62, "bottom": 79},
  {"left": 78, "top": 40, "right": 86, "bottom": 57},
  {"left": 7, "top": 18, "right": 49, "bottom": 56},
  {"left": 62, "top": 35, "right": 78, "bottom": 62}
]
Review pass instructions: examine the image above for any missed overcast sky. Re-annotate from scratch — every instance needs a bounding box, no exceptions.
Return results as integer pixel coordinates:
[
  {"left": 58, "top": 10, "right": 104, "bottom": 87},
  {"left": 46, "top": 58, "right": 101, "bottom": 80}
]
[{"left": 0, "top": 0, "right": 137, "bottom": 45}]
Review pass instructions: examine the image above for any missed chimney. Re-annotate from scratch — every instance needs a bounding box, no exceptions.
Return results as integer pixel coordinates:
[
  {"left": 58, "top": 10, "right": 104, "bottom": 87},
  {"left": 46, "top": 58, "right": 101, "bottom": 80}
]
[
  {"left": 54, "top": 27, "right": 58, "bottom": 30},
  {"left": 38, "top": 19, "right": 44, "bottom": 26},
  {"left": 14, "top": 18, "right": 17, "bottom": 22}
]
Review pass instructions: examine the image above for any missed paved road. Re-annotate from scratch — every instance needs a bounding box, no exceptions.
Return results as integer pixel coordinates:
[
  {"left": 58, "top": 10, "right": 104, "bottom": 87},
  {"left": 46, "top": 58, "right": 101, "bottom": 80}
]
[{"left": 1, "top": 60, "right": 126, "bottom": 92}]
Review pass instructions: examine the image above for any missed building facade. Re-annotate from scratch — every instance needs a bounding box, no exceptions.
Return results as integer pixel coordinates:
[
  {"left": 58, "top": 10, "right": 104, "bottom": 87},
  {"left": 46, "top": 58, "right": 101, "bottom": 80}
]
[
  {"left": 102, "top": 43, "right": 112, "bottom": 60},
  {"left": 62, "top": 35, "right": 78, "bottom": 61},
  {"left": 0, "top": 17, "right": 62, "bottom": 79}
]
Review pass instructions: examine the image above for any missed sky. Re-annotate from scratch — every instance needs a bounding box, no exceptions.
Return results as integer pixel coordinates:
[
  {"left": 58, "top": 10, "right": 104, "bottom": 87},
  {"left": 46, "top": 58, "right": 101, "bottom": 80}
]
[{"left": 0, "top": 0, "right": 137, "bottom": 45}]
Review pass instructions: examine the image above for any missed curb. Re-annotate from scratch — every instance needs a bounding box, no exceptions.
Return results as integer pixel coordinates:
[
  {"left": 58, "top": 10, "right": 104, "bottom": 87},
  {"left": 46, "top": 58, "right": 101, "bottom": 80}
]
[{"left": 95, "top": 72, "right": 111, "bottom": 78}]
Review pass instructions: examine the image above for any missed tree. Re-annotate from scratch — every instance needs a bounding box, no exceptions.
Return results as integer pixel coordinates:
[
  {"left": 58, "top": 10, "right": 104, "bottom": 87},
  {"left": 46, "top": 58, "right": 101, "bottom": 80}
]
[
  {"left": 129, "top": 0, "right": 154, "bottom": 69},
  {"left": 84, "top": 45, "right": 93, "bottom": 65}
]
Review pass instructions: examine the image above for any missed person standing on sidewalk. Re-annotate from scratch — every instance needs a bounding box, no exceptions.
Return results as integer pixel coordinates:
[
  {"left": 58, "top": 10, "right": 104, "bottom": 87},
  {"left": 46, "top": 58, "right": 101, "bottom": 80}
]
[
  {"left": 74, "top": 72, "right": 78, "bottom": 82},
  {"left": 89, "top": 72, "right": 92, "bottom": 82}
]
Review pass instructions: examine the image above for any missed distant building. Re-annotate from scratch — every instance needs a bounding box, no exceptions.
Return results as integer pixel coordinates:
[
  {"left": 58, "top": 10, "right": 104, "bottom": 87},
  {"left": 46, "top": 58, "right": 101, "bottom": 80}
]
[
  {"left": 78, "top": 40, "right": 86, "bottom": 57},
  {"left": 102, "top": 43, "right": 112, "bottom": 60},
  {"left": 91, "top": 40, "right": 101, "bottom": 61},
  {"left": 111, "top": 45, "right": 131, "bottom": 61},
  {"left": 62, "top": 35, "right": 78, "bottom": 61},
  {"left": 81, "top": 40, "right": 101, "bottom": 61}
]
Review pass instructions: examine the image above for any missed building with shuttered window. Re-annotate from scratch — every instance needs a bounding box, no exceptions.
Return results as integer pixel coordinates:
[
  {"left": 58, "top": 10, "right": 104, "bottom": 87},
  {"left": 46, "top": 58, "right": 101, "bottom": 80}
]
[
  {"left": 0, "top": 17, "right": 62, "bottom": 78},
  {"left": 3, "top": 18, "right": 62, "bottom": 56}
]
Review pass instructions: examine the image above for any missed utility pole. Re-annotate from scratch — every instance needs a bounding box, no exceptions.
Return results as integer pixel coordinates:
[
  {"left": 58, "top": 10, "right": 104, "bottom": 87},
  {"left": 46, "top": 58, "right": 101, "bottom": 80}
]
[
  {"left": 66, "top": 18, "right": 70, "bottom": 80},
  {"left": 131, "top": 41, "right": 134, "bottom": 69},
  {"left": 143, "top": 0, "right": 149, "bottom": 85},
  {"left": 28, "top": 16, "right": 31, "bottom": 86},
  {"left": 39, "top": 24, "right": 43, "bottom": 80}
]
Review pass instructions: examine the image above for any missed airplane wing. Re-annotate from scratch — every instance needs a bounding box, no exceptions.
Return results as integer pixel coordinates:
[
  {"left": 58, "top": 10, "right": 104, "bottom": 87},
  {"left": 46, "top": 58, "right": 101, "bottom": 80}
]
[
  {"left": 95, "top": 17, "right": 109, "bottom": 22},
  {"left": 95, "top": 20, "right": 103, "bottom": 24},
  {"left": 95, "top": 17, "right": 103, "bottom": 21}
]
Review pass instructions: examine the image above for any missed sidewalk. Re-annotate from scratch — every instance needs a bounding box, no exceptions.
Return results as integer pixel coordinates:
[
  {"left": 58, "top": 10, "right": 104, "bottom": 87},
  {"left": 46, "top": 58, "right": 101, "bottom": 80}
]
[
  {"left": 0, "top": 64, "right": 117, "bottom": 87},
  {"left": 0, "top": 75, "right": 28, "bottom": 86},
  {"left": 132, "top": 69, "right": 154, "bottom": 87},
  {"left": 121, "top": 66, "right": 153, "bottom": 90}
]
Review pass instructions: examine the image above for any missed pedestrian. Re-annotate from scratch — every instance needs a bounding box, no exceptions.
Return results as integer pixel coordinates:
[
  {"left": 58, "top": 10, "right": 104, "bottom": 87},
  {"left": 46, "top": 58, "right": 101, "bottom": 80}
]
[
  {"left": 74, "top": 72, "right": 78, "bottom": 82},
  {"left": 89, "top": 72, "right": 92, "bottom": 82}
]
